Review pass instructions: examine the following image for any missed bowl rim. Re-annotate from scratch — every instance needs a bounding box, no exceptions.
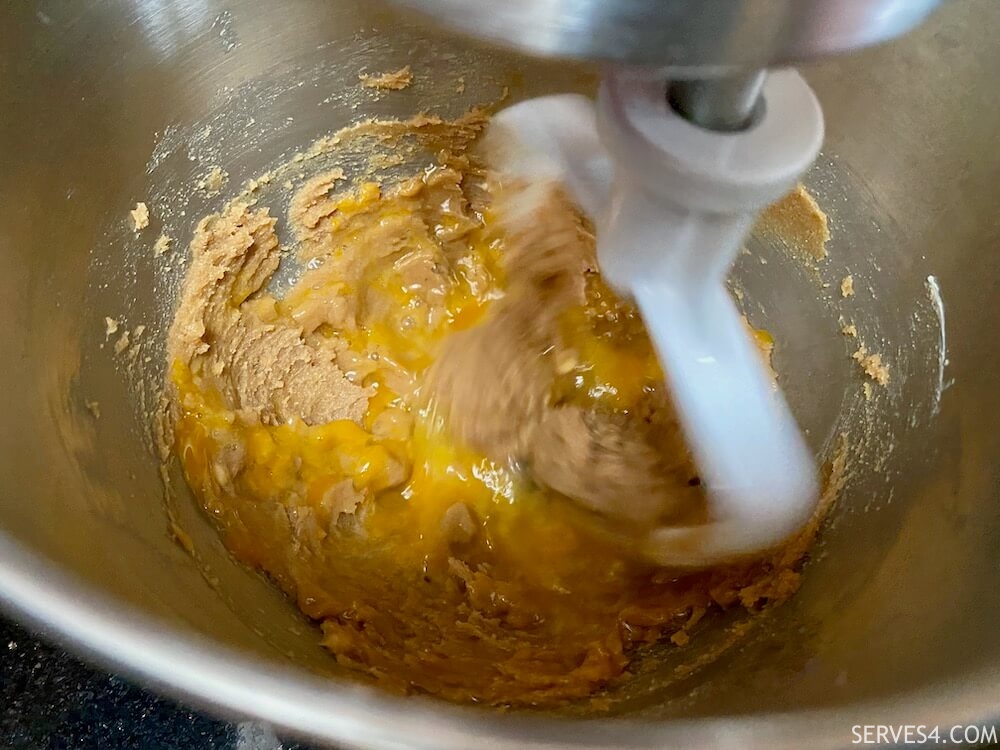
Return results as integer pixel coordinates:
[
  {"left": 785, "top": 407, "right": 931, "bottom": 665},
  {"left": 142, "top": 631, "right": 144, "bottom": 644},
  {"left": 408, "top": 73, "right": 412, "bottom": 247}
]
[{"left": 1, "top": 532, "right": 997, "bottom": 749}]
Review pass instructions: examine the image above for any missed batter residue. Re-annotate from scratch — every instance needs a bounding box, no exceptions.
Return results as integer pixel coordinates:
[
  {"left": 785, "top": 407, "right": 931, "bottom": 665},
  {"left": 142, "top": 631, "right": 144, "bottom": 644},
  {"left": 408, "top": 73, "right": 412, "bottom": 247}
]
[{"left": 165, "top": 117, "right": 825, "bottom": 707}]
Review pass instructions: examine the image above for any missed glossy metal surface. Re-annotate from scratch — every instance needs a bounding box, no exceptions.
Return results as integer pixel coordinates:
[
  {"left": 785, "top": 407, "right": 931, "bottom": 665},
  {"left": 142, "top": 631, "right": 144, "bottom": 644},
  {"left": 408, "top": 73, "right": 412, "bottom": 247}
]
[
  {"left": 0, "top": 1, "right": 998, "bottom": 748},
  {"left": 390, "top": 0, "right": 943, "bottom": 69},
  {"left": 668, "top": 70, "right": 768, "bottom": 131}
]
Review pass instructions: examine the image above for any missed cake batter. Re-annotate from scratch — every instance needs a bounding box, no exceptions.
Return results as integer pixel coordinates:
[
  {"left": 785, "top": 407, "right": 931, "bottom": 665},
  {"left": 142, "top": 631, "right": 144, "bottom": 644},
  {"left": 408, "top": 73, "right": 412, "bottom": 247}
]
[{"left": 164, "top": 116, "right": 828, "bottom": 707}]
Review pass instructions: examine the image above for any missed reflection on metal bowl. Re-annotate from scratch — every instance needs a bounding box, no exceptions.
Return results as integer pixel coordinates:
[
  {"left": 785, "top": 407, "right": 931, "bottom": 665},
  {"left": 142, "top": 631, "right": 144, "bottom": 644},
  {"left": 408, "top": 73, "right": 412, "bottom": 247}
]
[{"left": 0, "top": 1, "right": 997, "bottom": 747}]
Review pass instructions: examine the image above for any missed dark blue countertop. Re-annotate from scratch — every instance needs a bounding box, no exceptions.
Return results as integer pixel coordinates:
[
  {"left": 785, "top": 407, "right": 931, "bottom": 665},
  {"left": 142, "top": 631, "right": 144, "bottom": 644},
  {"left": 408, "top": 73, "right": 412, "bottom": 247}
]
[
  {"left": 0, "top": 616, "right": 312, "bottom": 750},
  {"left": 6, "top": 613, "right": 996, "bottom": 750}
]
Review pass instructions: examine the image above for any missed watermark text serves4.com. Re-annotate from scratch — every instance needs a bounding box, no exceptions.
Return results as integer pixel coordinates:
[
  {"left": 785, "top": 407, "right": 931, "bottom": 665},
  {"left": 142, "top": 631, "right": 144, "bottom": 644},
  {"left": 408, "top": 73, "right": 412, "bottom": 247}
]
[{"left": 852, "top": 724, "right": 998, "bottom": 745}]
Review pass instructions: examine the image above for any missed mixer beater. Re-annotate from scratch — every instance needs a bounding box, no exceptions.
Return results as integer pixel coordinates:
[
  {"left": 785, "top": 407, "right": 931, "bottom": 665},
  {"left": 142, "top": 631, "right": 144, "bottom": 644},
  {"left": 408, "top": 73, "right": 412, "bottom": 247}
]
[{"left": 392, "top": 0, "right": 942, "bottom": 564}]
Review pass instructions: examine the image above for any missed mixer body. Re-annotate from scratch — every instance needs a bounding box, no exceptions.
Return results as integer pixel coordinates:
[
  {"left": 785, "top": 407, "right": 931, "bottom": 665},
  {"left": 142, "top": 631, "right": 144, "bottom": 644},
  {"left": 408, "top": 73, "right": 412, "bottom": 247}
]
[
  {"left": 394, "top": 0, "right": 943, "bottom": 136},
  {"left": 389, "top": 0, "right": 942, "bottom": 69}
]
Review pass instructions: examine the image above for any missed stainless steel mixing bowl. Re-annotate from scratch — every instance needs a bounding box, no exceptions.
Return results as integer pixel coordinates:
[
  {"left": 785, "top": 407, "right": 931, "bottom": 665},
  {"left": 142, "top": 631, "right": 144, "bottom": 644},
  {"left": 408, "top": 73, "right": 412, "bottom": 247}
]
[{"left": 1, "top": 1, "right": 998, "bottom": 748}]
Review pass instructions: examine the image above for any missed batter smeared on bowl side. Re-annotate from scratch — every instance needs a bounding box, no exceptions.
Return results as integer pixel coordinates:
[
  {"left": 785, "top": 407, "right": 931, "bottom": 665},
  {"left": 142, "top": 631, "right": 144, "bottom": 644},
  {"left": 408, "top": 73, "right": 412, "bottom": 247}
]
[{"left": 163, "top": 115, "right": 832, "bottom": 707}]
